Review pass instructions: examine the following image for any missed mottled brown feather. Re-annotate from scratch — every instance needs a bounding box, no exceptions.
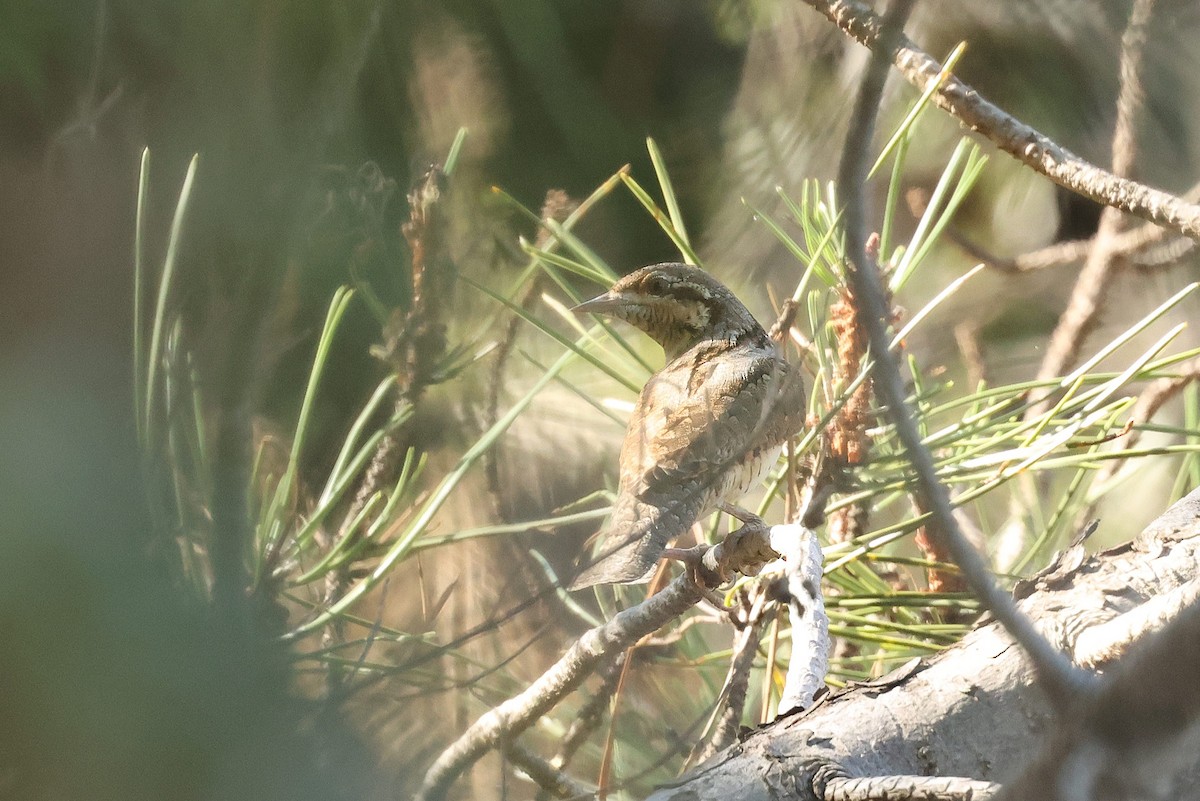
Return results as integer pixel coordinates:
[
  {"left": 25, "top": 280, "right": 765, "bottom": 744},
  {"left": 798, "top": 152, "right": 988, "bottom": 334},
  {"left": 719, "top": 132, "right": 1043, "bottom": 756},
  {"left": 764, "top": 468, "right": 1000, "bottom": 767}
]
[{"left": 570, "top": 264, "right": 805, "bottom": 589}]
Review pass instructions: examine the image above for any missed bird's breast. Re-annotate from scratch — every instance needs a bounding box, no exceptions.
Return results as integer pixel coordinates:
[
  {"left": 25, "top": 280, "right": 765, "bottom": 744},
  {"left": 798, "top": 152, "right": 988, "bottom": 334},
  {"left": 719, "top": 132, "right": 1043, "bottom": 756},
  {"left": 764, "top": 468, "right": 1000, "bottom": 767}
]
[{"left": 714, "top": 442, "right": 785, "bottom": 504}]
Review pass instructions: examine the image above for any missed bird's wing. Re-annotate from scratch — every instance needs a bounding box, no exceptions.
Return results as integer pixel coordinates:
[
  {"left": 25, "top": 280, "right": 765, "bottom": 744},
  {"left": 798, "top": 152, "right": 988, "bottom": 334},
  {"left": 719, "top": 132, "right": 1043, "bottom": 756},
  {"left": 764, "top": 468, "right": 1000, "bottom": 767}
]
[
  {"left": 570, "top": 350, "right": 802, "bottom": 589},
  {"left": 635, "top": 350, "right": 801, "bottom": 506}
]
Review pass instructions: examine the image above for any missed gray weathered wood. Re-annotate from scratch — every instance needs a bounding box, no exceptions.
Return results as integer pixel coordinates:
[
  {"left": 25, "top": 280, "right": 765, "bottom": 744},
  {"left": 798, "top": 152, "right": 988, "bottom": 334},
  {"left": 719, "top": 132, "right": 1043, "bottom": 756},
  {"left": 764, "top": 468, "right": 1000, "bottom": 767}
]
[{"left": 648, "top": 487, "right": 1200, "bottom": 800}]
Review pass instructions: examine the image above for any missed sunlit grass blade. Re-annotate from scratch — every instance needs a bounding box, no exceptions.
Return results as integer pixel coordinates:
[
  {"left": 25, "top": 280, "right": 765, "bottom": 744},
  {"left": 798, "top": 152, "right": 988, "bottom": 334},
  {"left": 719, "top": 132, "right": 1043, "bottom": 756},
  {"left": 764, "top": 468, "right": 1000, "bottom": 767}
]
[
  {"left": 257, "top": 286, "right": 356, "bottom": 572},
  {"left": 954, "top": 407, "right": 1114, "bottom": 491},
  {"left": 646, "top": 137, "right": 692, "bottom": 257},
  {"left": 474, "top": 171, "right": 626, "bottom": 343},
  {"left": 286, "top": 409, "right": 417, "bottom": 557},
  {"left": 1082, "top": 323, "right": 1186, "bottom": 413},
  {"left": 319, "top": 376, "right": 400, "bottom": 506},
  {"left": 827, "top": 610, "right": 963, "bottom": 643},
  {"left": 892, "top": 139, "right": 986, "bottom": 291},
  {"left": 133, "top": 147, "right": 151, "bottom": 448},
  {"left": 890, "top": 263, "right": 985, "bottom": 348},
  {"left": 870, "top": 41, "right": 968, "bottom": 178},
  {"left": 620, "top": 170, "right": 700, "bottom": 265},
  {"left": 286, "top": 345, "right": 583, "bottom": 639},
  {"left": 543, "top": 218, "right": 618, "bottom": 283},
  {"left": 1012, "top": 448, "right": 1096, "bottom": 576},
  {"left": 463, "top": 276, "right": 641, "bottom": 392},
  {"left": 291, "top": 493, "right": 387, "bottom": 585},
  {"left": 825, "top": 591, "right": 978, "bottom": 610},
  {"left": 790, "top": 181, "right": 845, "bottom": 285},
  {"left": 539, "top": 293, "right": 651, "bottom": 380},
  {"left": 443, "top": 127, "right": 469, "bottom": 176},
  {"left": 296, "top": 449, "right": 429, "bottom": 581},
  {"left": 879, "top": 134, "right": 909, "bottom": 264},
  {"left": 527, "top": 550, "right": 602, "bottom": 628},
  {"left": 744, "top": 200, "right": 824, "bottom": 282},
  {"left": 145, "top": 154, "right": 198, "bottom": 449},
  {"left": 521, "top": 240, "right": 612, "bottom": 285},
  {"left": 1179, "top": 385, "right": 1200, "bottom": 500},
  {"left": 1062, "top": 282, "right": 1199, "bottom": 387},
  {"left": 777, "top": 185, "right": 844, "bottom": 296},
  {"left": 413, "top": 507, "right": 611, "bottom": 553},
  {"left": 826, "top": 625, "right": 945, "bottom": 652},
  {"left": 367, "top": 447, "right": 424, "bottom": 541},
  {"left": 523, "top": 246, "right": 655, "bottom": 374},
  {"left": 824, "top": 518, "right": 930, "bottom": 573}
]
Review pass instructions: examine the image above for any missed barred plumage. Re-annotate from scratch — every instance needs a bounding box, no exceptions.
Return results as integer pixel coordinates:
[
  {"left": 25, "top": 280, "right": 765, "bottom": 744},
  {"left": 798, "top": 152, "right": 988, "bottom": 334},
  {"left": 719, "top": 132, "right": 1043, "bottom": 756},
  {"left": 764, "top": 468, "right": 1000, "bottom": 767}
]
[{"left": 569, "top": 263, "right": 805, "bottom": 590}]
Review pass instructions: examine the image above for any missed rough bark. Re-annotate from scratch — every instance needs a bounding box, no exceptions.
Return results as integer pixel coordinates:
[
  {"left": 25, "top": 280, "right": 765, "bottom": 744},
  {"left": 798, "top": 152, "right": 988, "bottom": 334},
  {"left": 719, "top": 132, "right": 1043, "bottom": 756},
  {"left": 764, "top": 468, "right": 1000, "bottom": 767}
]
[{"left": 648, "top": 487, "right": 1200, "bottom": 801}]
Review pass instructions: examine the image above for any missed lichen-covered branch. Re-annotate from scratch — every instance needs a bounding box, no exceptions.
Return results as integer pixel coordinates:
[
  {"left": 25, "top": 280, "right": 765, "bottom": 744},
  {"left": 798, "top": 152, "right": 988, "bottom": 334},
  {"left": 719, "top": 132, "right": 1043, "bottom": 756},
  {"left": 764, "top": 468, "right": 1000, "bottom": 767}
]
[
  {"left": 414, "top": 575, "right": 703, "bottom": 801},
  {"left": 649, "top": 488, "right": 1200, "bottom": 801},
  {"left": 415, "top": 519, "right": 787, "bottom": 801},
  {"left": 771, "top": 524, "right": 829, "bottom": 715}
]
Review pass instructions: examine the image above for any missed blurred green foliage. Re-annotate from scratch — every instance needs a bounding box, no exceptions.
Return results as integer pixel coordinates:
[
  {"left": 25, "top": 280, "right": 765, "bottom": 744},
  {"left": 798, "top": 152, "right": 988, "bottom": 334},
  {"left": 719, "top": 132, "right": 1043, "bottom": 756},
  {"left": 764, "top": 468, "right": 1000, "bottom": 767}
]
[{"left": 6, "top": 1, "right": 1200, "bottom": 798}]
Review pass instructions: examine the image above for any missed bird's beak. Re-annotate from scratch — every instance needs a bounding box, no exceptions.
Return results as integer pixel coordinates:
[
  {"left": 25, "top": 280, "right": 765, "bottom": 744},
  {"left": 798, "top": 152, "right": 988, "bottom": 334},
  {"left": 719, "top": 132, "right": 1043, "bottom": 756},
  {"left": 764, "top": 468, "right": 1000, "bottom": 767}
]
[{"left": 571, "top": 291, "right": 623, "bottom": 316}]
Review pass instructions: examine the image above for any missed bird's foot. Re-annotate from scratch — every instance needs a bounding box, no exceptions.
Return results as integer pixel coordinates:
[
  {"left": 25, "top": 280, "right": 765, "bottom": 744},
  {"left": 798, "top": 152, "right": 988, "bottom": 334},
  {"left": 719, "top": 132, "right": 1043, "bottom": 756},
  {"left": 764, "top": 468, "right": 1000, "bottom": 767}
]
[
  {"left": 713, "top": 513, "right": 780, "bottom": 578},
  {"left": 663, "top": 511, "right": 780, "bottom": 594},
  {"left": 714, "top": 503, "right": 778, "bottom": 576},
  {"left": 662, "top": 546, "right": 726, "bottom": 605}
]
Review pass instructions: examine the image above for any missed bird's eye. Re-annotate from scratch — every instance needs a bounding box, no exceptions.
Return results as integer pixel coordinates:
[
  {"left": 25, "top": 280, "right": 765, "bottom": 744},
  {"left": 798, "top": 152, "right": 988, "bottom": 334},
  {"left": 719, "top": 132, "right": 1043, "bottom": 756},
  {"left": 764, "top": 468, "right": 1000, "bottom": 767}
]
[{"left": 644, "top": 275, "right": 667, "bottom": 294}]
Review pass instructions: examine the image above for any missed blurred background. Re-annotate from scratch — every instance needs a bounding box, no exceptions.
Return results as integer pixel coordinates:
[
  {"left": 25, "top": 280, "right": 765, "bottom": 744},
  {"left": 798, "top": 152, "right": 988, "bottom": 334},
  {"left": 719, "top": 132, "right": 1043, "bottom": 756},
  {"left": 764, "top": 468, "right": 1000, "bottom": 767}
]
[{"left": 3, "top": 1, "right": 1200, "bottom": 799}]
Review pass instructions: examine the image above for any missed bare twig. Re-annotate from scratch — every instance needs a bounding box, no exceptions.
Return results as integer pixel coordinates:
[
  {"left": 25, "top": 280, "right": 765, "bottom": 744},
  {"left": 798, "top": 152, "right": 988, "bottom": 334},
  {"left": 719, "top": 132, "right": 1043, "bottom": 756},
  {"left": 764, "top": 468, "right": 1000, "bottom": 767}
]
[
  {"left": 800, "top": 0, "right": 1200, "bottom": 241},
  {"left": 945, "top": 175, "right": 1200, "bottom": 275},
  {"left": 953, "top": 213, "right": 1192, "bottom": 274},
  {"left": 955, "top": 233, "right": 1093, "bottom": 274},
  {"left": 769, "top": 298, "right": 800, "bottom": 345},
  {"left": 1035, "top": 0, "right": 1160, "bottom": 389},
  {"left": 953, "top": 321, "right": 986, "bottom": 391},
  {"left": 833, "top": 0, "right": 1092, "bottom": 709},
  {"left": 415, "top": 577, "right": 703, "bottom": 801},
  {"left": 505, "top": 742, "right": 592, "bottom": 800},
  {"left": 415, "top": 520, "right": 790, "bottom": 800},
  {"left": 692, "top": 590, "right": 771, "bottom": 764},
  {"left": 553, "top": 653, "right": 624, "bottom": 770}
]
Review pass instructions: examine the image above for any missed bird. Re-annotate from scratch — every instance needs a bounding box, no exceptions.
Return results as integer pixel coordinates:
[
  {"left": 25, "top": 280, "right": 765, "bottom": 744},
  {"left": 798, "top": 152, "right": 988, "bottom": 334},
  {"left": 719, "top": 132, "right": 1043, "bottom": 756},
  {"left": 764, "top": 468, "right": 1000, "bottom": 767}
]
[{"left": 569, "top": 262, "right": 806, "bottom": 590}]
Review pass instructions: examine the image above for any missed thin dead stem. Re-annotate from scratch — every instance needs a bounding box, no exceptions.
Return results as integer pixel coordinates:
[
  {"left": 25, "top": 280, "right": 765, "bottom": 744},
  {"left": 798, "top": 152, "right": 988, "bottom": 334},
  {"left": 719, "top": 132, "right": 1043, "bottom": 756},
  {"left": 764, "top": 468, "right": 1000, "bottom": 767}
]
[
  {"left": 415, "top": 523, "right": 784, "bottom": 801},
  {"left": 691, "top": 589, "right": 771, "bottom": 765},
  {"left": 832, "top": 0, "right": 1092, "bottom": 709},
  {"left": 1034, "top": 0, "right": 1160, "bottom": 390}
]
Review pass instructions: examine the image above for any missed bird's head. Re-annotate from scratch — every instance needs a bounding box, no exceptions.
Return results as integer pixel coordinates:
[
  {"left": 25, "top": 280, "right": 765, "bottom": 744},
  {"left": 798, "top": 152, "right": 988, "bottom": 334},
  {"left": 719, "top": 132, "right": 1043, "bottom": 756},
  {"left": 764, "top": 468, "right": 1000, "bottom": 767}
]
[{"left": 572, "top": 263, "right": 765, "bottom": 360}]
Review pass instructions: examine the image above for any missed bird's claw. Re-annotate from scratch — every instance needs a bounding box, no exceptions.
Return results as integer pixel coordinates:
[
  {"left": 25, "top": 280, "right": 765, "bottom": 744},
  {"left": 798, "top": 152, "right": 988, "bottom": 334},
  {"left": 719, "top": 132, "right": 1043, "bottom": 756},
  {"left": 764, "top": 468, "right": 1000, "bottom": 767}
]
[
  {"left": 662, "top": 545, "right": 726, "bottom": 605},
  {"left": 663, "top": 512, "right": 780, "bottom": 592},
  {"left": 715, "top": 515, "right": 779, "bottom": 577}
]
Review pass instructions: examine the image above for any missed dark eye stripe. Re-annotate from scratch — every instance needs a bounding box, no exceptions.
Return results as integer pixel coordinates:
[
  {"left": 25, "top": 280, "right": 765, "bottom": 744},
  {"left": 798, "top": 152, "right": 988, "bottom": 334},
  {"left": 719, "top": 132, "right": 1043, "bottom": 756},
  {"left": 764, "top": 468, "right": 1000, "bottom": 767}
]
[{"left": 668, "top": 284, "right": 706, "bottom": 304}]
